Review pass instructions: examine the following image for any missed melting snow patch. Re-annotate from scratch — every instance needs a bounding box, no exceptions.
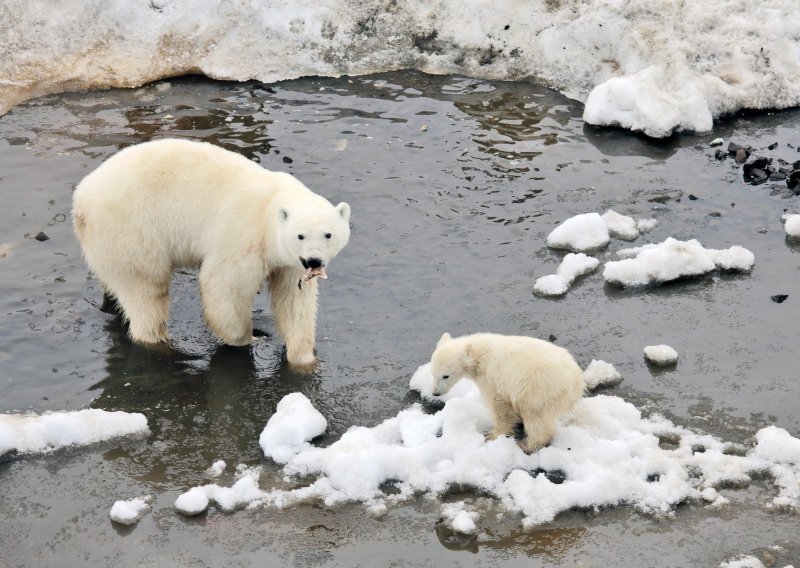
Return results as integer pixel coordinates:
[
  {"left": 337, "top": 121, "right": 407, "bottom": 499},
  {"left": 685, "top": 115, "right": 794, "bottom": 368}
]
[
  {"left": 173, "top": 365, "right": 800, "bottom": 527},
  {"left": 783, "top": 214, "right": 800, "bottom": 238},
  {"left": 644, "top": 345, "right": 679, "bottom": 366},
  {"left": 0, "top": 409, "right": 149, "bottom": 457},
  {"left": 636, "top": 218, "right": 659, "bottom": 233},
  {"left": 534, "top": 253, "right": 599, "bottom": 296},
  {"left": 583, "top": 360, "right": 623, "bottom": 390},
  {"left": 718, "top": 555, "right": 766, "bottom": 568},
  {"left": 441, "top": 502, "right": 479, "bottom": 534},
  {"left": 109, "top": 495, "right": 153, "bottom": 525},
  {"left": 205, "top": 460, "right": 226, "bottom": 478},
  {"left": 602, "top": 210, "right": 639, "bottom": 241},
  {"left": 546, "top": 213, "right": 610, "bottom": 252},
  {"left": 260, "top": 393, "right": 327, "bottom": 464},
  {"left": 603, "top": 238, "right": 754, "bottom": 287}
]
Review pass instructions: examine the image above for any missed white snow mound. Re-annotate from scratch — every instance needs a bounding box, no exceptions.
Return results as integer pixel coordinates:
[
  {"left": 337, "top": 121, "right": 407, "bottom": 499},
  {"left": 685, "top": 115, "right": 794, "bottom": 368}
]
[
  {"left": 583, "top": 360, "right": 623, "bottom": 390},
  {"left": 644, "top": 345, "right": 679, "bottom": 366},
  {"left": 603, "top": 238, "right": 754, "bottom": 287},
  {"left": 546, "top": 213, "right": 610, "bottom": 252},
  {"left": 783, "top": 214, "right": 800, "bottom": 238},
  {"left": 602, "top": 210, "right": 640, "bottom": 241},
  {"left": 534, "top": 253, "right": 599, "bottom": 296},
  {"left": 174, "top": 363, "right": 800, "bottom": 526},
  {"left": 260, "top": 393, "right": 328, "bottom": 464},
  {"left": 109, "top": 495, "right": 153, "bottom": 525},
  {"left": 442, "top": 502, "right": 479, "bottom": 534},
  {"left": 0, "top": 409, "right": 149, "bottom": 457}
]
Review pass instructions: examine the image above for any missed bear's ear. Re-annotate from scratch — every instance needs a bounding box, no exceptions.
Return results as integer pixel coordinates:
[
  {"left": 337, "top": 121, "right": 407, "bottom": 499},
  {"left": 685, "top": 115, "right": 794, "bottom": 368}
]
[
  {"left": 279, "top": 208, "right": 289, "bottom": 222},
  {"left": 436, "top": 332, "right": 452, "bottom": 347},
  {"left": 463, "top": 343, "right": 480, "bottom": 375},
  {"left": 336, "top": 202, "right": 350, "bottom": 223}
]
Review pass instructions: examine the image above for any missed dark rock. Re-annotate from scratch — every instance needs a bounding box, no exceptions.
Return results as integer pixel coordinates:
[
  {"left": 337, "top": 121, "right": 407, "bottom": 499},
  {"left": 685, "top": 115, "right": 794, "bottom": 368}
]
[
  {"left": 34, "top": 231, "right": 49, "bottom": 242},
  {"left": 769, "top": 172, "right": 787, "bottom": 181},
  {"left": 548, "top": 334, "right": 557, "bottom": 342},
  {"left": 727, "top": 141, "right": 741, "bottom": 154},
  {"left": 647, "top": 189, "right": 683, "bottom": 204},
  {"left": 788, "top": 171, "right": 800, "bottom": 191},
  {"left": 792, "top": 159, "right": 800, "bottom": 170},
  {"left": 693, "top": 143, "right": 704, "bottom": 151},
  {"left": 735, "top": 148, "right": 748, "bottom": 163},
  {"left": 714, "top": 149, "right": 726, "bottom": 160},
  {"left": 771, "top": 294, "right": 789, "bottom": 304},
  {"left": 742, "top": 156, "right": 771, "bottom": 183},
  {"left": 688, "top": 194, "right": 698, "bottom": 200},
  {"left": 778, "top": 166, "right": 793, "bottom": 175},
  {"left": 768, "top": 142, "right": 778, "bottom": 150},
  {"left": 749, "top": 168, "right": 768, "bottom": 185},
  {"left": 282, "top": 156, "right": 293, "bottom": 164},
  {"left": 708, "top": 211, "right": 722, "bottom": 217}
]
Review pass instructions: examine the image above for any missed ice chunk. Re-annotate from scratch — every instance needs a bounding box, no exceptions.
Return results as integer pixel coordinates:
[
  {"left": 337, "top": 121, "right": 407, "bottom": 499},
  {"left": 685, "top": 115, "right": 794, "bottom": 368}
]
[
  {"left": 644, "top": 345, "right": 678, "bottom": 366},
  {"left": 109, "top": 495, "right": 153, "bottom": 525},
  {"left": 603, "top": 238, "right": 754, "bottom": 287},
  {"left": 783, "top": 214, "right": 800, "bottom": 238},
  {"left": 0, "top": 409, "right": 149, "bottom": 457},
  {"left": 546, "top": 213, "right": 610, "bottom": 252},
  {"left": 260, "top": 393, "right": 327, "bottom": 464},
  {"left": 534, "top": 253, "right": 599, "bottom": 296},
  {"left": 602, "top": 210, "right": 639, "bottom": 241},
  {"left": 583, "top": 360, "right": 622, "bottom": 390}
]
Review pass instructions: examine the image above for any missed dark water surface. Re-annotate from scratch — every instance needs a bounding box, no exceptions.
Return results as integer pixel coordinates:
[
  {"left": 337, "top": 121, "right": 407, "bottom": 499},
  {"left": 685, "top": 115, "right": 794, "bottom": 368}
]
[{"left": 1, "top": 72, "right": 798, "bottom": 566}]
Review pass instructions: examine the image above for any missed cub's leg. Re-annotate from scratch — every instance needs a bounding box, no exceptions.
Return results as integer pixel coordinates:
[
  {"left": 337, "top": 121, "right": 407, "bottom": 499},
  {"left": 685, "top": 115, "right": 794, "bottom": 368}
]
[
  {"left": 200, "top": 256, "right": 262, "bottom": 346},
  {"left": 518, "top": 410, "right": 557, "bottom": 454},
  {"left": 485, "top": 395, "right": 518, "bottom": 441}
]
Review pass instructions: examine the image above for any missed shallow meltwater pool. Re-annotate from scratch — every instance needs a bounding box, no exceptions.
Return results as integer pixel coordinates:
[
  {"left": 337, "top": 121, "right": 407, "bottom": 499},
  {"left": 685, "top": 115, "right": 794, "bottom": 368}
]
[{"left": 1, "top": 71, "right": 799, "bottom": 567}]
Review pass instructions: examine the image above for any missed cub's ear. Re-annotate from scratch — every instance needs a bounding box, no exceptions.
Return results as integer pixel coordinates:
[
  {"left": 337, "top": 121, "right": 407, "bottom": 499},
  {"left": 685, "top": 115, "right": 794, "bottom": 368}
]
[
  {"left": 463, "top": 342, "right": 480, "bottom": 375},
  {"left": 436, "top": 332, "right": 452, "bottom": 347},
  {"left": 336, "top": 202, "right": 350, "bottom": 223},
  {"left": 279, "top": 208, "right": 289, "bottom": 222}
]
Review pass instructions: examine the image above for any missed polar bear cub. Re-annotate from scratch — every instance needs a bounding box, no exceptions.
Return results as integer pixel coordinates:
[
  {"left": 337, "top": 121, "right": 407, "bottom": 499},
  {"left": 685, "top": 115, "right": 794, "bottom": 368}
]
[
  {"left": 72, "top": 138, "right": 350, "bottom": 366},
  {"left": 430, "top": 332, "right": 584, "bottom": 453}
]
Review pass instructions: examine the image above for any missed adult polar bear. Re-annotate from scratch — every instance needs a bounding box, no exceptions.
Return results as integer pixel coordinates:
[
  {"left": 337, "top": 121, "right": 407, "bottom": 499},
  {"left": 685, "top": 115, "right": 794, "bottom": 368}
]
[{"left": 73, "top": 139, "right": 351, "bottom": 366}]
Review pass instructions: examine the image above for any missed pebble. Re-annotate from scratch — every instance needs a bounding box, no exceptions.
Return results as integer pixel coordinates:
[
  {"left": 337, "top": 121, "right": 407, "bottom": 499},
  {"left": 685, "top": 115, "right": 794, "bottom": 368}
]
[
  {"left": 709, "top": 138, "right": 724, "bottom": 147},
  {"left": 771, "top": 294, "right": 789, "bottom": 303},
  {"left": 34, "top": 231, "right": 49, "bottom": 242}
]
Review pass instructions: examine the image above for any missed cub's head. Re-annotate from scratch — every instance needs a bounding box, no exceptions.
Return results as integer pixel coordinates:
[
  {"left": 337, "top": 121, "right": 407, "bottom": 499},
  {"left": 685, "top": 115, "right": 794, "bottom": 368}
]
[
  {"left": 279, "top": 200, "right": 350, "bottom": 274},
  {"left": 429, "top": 332, "right": 476, "bottom": 396}
]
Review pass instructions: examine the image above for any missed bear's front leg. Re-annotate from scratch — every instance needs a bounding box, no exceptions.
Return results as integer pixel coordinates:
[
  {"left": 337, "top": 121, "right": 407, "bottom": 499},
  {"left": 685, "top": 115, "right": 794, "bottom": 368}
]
[
  {"left": 518, "top": 411, "right": 556, "bottom": 454},
  {"left": 485, "top": 395, "right": 518, "bottom": 441},
  {"left": 200, "top": 256, "right": 262, "bottom": 346},
  {"left": 268, "top": 267, "right": 318, "bottom": 367}
]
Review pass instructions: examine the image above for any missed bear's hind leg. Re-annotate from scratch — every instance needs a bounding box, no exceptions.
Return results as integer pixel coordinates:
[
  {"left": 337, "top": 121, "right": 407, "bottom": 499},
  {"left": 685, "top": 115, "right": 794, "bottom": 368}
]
[
  {"left": 103, "top": 276, "right": 170, "bottom": 344},
  {"left": 518, "top": 411, "right": 556, "bottom": 454}
]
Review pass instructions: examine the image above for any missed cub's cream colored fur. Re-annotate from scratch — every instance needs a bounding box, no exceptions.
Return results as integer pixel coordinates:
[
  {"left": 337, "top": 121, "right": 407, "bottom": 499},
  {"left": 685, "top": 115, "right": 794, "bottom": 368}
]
[
  {"left": 430, "top": 332, "right": 584, "bottom": 453},
  {"left": 72, "top": 138, "right": 350, "bottom": 366}
]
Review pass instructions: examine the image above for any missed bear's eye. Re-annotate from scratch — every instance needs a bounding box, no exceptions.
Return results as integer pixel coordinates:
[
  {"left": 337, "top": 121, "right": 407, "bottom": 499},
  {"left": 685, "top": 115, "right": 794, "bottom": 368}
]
[
  {"left": 442, "top": 375, "right": 450, "bottom": 380},
  {"left": 297, "top": 234, "right": 305, "bottom": 240},
  {"left": 325, "top": 233, "right": 332, "bottom": 239}
]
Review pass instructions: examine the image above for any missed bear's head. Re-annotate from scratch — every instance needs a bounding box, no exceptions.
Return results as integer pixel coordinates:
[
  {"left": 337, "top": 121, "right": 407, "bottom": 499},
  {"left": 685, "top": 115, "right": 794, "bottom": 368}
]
[
  {"left": 278, "top": 200, "right": 351, "bottom": 274},
  {"left": 430, "top": 332, "right": 478, "bottom": 396}
]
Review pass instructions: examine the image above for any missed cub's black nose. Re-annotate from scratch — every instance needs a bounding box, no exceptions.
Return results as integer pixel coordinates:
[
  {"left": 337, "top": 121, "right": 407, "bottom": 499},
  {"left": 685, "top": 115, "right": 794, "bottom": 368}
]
[{"left": 307, "top": 258, "right": 323, "bottom": 269}]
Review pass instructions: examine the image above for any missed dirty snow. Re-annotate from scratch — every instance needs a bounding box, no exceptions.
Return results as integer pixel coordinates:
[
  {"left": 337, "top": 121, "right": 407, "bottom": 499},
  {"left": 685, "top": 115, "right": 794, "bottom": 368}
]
[
  {"left": 259, "top": 393, "right": 327, "bottom": 464},
  {"left": 604, "top": 238, "right": 754, "bottom": 287},
  {"left": 534, "top": 253, "right": 600, "bottom": 296},
  {"left": 2, "top": 1, "right": 799, "bottom": 137},
  {"left": 173, "top": 366, "right": 799, "bottom": 527},
  {"left": 0, "top": 409, "right": 149, "bottom": 457},
  {"left": 644, "top": 345, "right": 679, "bottom": 366}
]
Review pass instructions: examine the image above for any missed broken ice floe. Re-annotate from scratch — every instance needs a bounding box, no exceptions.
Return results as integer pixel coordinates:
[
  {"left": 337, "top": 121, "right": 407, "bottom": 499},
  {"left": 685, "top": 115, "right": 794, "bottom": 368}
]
[
  {"left": 173, "top": 366, "right": 799, "bottom": 527},
  {"left": 603, "top": 238, "right": 754, "bottom": 287},
  {"left": 0, "top": 409, "right": 149, "bottom": 458},
  {"left": 533, "top": 253, "right": 600, "bottom": 296},
  {"left": 644, "top": 345, "right": 679, "bottom": 366},
  {"left": 109, "top": 495, "right": 153, "bottom": 525},
  {"left": 546, "top": 210, "right": 657, "bottom": 252}
]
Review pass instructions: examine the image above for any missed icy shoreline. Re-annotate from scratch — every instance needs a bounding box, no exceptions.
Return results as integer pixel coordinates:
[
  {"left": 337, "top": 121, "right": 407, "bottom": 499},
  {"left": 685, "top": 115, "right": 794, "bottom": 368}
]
[{"left": 2, "top": 0, "right": 799, "bottom": 137}]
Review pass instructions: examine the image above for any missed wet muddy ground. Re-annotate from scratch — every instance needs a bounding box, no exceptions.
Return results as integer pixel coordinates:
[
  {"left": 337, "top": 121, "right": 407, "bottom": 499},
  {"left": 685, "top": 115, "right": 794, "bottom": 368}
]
[{"left": 0, "top": 71, "right": 798, "bottom": 566}]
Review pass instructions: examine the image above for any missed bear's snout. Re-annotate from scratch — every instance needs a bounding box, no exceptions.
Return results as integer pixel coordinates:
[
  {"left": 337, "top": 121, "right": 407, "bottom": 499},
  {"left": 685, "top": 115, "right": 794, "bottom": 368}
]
[{"left": 306, "top": 257, "right": 324, "bottom": 269}]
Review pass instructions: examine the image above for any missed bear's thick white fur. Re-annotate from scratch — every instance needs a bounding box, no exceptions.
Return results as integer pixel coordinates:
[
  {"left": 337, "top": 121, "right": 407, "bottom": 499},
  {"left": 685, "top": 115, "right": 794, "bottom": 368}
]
[
  {"left": 430, "top": 332, "right": 584, "bottom": 453},
  {"left": 72, "top": 138, "right": 350, "bottom": 366}
]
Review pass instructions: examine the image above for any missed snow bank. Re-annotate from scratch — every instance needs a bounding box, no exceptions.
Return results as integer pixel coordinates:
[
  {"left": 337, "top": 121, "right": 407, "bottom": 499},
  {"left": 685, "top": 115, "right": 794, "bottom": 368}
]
[
  {"left": 783, "top": 214, "right": 800, "bottom": 238},
  {"left": 583, "top": 360, "right": 623, "bottom": 390},
  {"left": 0, "top": 409, "right": 149, "bottom": 457},
  {"left": 2, "top": 1, "right": 798, "bottom": 137},
  {"left": 260, "top": 393, "right": 327, "bottom": 465},
  {"left": 174, "top": 365, "right": 800, "bottom": 526},
  {"left": 644, "top": 345, "right": 679, "bottom": 366},
  {"left": 534, "top": 253, "right": 599, "bottom": 296},
  {"left": 109, "top": 495, "right": 153, "bottom": 525},
  {"left": 604, "top": 238, "right": 754, "bottom": 287}
]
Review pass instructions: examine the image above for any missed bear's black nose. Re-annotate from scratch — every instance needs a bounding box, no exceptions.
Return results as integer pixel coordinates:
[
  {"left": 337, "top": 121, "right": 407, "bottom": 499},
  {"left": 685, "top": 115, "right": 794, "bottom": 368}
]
[{"left": 306, "top": 258, "right": 323, "bottom": 269}]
